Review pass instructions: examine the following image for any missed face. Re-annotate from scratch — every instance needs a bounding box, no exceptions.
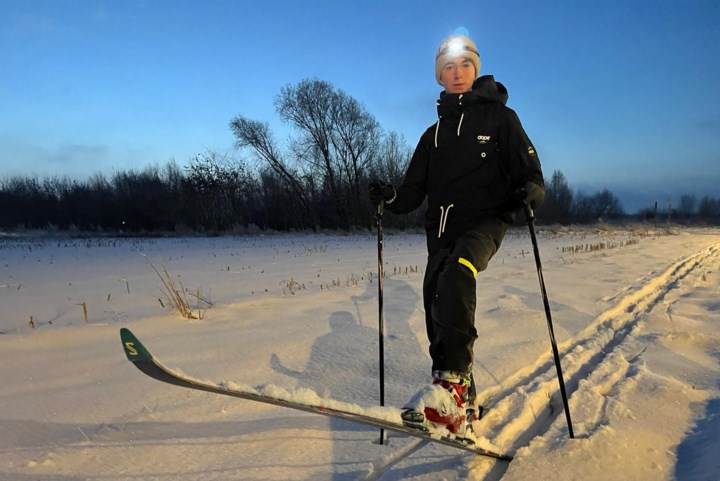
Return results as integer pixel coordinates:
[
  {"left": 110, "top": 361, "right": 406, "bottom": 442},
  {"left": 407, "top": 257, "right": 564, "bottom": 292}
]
[{"left": 440, "top": 57, "right": 475, "bottom": 94}]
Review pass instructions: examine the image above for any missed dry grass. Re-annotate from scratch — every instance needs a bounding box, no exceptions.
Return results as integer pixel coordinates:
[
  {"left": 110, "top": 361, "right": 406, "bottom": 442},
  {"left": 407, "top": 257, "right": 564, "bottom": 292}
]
[{"left": 145, "top": 256, "right": 211, "bottom": 319}]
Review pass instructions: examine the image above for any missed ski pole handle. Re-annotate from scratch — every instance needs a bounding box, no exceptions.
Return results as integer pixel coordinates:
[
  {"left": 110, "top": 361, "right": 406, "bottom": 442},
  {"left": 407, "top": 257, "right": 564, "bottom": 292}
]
[{"left": 524, "top": 203, "right": 534, "bottom": 221}]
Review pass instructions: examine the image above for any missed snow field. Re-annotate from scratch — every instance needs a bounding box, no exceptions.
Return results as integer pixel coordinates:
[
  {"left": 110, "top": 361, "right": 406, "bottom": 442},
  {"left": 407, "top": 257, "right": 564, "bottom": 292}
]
[{"left": 1, "top": 227, "right": 719, "bottom": 480}]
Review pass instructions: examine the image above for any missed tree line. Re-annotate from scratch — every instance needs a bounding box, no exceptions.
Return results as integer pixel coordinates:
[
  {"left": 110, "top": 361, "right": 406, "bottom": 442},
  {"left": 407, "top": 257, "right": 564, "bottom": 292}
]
[{"left": 2, "top": 78, "right": 718, "bottom": 233}]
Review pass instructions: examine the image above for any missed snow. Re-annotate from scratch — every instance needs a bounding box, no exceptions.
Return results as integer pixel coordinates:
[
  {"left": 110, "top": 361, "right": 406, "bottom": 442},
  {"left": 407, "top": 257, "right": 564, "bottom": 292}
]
[{"left": 1, "top": 226, "right": 719, "bottom": 481}]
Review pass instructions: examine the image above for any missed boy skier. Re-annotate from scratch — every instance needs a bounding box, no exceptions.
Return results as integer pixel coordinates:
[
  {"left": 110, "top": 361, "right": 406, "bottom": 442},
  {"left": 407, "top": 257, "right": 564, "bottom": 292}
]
[{"left": 369, "top": 34, "right": 545, "bottom": 436}]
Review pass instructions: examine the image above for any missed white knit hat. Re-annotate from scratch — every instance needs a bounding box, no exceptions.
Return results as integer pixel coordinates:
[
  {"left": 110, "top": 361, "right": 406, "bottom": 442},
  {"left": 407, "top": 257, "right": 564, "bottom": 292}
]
[{"left": 435, "top": 35, "right": 481, "bottom": 85}]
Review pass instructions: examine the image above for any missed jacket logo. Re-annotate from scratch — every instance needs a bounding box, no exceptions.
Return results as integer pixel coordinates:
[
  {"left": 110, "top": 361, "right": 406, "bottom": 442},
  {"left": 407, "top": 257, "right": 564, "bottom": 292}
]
[{"left": 477, "top": 135, "right": 491, "bottom": 144}]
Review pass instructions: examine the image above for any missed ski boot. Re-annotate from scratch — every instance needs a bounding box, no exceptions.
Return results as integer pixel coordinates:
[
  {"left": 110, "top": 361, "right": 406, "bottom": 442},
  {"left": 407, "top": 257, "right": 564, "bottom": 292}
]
[{"left": 401, "top": 371, "right": 476, "bottom": 438}]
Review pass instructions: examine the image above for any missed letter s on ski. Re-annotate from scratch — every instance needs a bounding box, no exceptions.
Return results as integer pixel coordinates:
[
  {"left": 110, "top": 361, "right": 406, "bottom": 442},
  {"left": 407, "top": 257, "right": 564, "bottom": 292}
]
[{"left": 125, "top": 342, "right": 138, "bottom": 356}]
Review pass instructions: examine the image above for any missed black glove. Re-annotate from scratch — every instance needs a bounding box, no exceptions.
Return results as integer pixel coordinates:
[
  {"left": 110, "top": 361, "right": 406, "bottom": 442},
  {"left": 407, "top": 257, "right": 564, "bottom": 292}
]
[
  {"left": 368, "top": 181, "right": 396, "bottom": 206},
  {"left": 508, "top": 181, "right": 544, "bottom": 210}
]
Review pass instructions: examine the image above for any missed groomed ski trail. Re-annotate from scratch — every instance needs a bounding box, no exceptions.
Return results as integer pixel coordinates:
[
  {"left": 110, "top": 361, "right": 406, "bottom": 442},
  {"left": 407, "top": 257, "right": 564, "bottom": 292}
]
[{"left": 465, "top": 243, "right": 720, "bottom": 480}]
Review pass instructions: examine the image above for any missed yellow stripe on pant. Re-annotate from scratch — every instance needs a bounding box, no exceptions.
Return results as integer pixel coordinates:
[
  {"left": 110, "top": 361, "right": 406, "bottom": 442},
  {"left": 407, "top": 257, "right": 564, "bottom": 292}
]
[{"left": 458, "top": 257, "right": 477, "bottom": 278}]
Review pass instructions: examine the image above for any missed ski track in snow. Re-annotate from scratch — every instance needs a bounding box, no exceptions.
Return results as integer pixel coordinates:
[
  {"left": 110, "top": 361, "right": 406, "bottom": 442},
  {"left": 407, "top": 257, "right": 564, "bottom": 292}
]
[{"left": 465, "top": 242, "right": 720, "bottom": 480}]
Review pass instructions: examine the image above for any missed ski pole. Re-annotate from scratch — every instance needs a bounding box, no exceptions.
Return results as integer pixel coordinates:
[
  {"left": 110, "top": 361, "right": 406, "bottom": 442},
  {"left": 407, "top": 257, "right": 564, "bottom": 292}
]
[
  {"left": 375, "top": 202, "right": 386, "bottom": 445},
  {"left": 524, "top": 204, "right": 575, "bottom": 438}
]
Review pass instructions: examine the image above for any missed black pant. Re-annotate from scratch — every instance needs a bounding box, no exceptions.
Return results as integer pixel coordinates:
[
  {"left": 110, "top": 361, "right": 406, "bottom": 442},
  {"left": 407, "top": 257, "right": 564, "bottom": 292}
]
[{"left": 423, "top": 218, "right": 507, "bottom": 376}]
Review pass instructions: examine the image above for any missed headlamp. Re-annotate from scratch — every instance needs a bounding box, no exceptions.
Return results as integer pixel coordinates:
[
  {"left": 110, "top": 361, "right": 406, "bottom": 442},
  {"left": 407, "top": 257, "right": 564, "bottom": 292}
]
[
  {"left": 438, "top": 37, "right": 479, "bottom": 60},
  {"left": 447, "top": 38, "right": 465, "bottom": 56}
]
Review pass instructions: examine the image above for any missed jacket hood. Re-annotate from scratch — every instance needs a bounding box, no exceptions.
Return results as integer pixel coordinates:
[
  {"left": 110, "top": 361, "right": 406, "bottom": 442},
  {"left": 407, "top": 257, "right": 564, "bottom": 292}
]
[
  {"left": 470, "top": 75, "right": 508, "bottom": 105},
  {"left": 437, "top": 75, "right": 508, "bottom": 119}
]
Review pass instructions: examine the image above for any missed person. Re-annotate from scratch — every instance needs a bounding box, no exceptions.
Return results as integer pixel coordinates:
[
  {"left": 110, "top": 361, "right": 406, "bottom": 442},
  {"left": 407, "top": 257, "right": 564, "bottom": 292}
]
[{"left": 369, "top": 34, "right": 545, "bottom": 437}]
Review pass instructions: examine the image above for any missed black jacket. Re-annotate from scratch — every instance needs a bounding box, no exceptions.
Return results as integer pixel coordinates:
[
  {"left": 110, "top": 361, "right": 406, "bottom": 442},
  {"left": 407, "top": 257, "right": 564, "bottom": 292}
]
[{"left": 387, "top": 75, "right": 544, "bottom": 242}]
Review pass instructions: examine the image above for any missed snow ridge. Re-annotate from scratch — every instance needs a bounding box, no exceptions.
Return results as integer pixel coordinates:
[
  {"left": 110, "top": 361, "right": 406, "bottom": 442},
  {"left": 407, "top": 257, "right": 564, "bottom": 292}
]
[{"left": 467, "top": 244, "right": 719, "bottom": 479}]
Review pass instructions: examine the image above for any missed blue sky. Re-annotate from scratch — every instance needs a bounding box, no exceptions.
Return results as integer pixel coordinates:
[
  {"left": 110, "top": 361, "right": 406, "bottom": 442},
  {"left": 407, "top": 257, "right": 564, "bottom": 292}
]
[{"left": 1, "top": 0, "right": 719, "bottom": 212}]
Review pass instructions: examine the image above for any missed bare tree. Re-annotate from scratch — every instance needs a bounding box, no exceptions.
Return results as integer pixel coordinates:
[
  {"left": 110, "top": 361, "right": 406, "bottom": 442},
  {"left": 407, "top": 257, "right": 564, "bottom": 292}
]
[
  {"left": 541, "top": 170, "right": 574, "bottom": 224},
  {"left": 678, "top": 194, "right": 698, "bottom": 217},
  {"left": 275, "top": 79, "right": 384, "bottom": 228},
  {"left": 229, "top": 115, "right": 317, "bottom": 231},
  {"left": 275, "top": 79, "right": 345, "bottom": 226},
  {"left": 698, "top": 196, "right": 720, "bottom": 220},
  {"left": 376, "top": 131, "right": 413, "bottom": 185},
  {"left": 329, "top": 90, "right": 382, "bottom": 225},
  {"left": 573, "top": 189, "right": 624, "bottom": 222},
  {"left": 184, "top": 150, "right": 248, "bottom": 231}
]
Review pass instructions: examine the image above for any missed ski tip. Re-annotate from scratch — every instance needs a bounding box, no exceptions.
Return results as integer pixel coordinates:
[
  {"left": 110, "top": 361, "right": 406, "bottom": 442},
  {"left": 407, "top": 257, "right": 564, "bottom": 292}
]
[{"left": 120, "top": 328, "right": 153, "bottom": 362}]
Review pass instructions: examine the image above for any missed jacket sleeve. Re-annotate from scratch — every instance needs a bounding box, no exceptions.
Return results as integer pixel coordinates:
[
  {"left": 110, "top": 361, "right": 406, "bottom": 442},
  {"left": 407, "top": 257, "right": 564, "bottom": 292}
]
[
  {"left": 386, "top": 131, "right": 431, "bottom": 214},
  {"left": 502, "top": 108, "right": 545, "bottom": 208}
]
